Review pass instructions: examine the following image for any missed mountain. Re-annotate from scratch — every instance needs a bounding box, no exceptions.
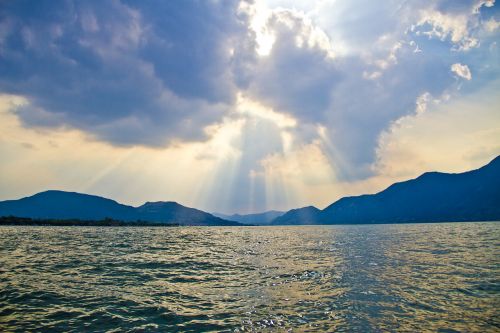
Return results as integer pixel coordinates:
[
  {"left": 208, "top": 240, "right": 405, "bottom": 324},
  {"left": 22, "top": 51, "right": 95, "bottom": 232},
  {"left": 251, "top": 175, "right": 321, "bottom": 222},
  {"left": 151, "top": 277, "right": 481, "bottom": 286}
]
[
  {"left": 0, "top": 191, "right": 136, "bottom": 221},
  {"left": 136, "top": 201, "right": 238, "bottom": 226},
  {"left": 0, "top": 190, "right": 241, "bottom": 226},
  {"left": 2, "top": 156, "right": 499, "bottom": 226},
  {"left": 213, "top": 210, "right": 284, "bottom": 225},
  {"left": 272, "top": 155, "right": 500, "bottom": 225},
  {"left": 271, "top": 206, "right": 321, "bottom": 225}
]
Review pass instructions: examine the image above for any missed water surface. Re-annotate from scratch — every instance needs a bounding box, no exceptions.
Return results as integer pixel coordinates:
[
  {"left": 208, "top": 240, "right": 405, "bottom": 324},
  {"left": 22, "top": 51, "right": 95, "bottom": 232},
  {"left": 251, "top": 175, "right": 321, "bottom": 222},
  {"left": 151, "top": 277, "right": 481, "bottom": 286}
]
[{"left": 0, "top": 223, "right": 499, "bottom": 332}]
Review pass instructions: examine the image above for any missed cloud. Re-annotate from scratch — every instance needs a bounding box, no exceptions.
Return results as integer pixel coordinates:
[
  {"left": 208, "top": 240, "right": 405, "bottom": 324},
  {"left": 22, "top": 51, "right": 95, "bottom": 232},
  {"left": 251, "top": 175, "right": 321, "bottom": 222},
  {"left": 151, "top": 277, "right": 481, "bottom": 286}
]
[
  {"left": 409, "top": 0, "right": 499, "bottom": 51},
  {"left": 414, "top": 8, "right": 478, "bottom": 51},
  {"left": 0, "top": 0, "right": 499, "bottom": 209},
  {"left": 0, "top": 0, "right": 249, "bottom": 146},
  {"left": 451, "top": 63, "right": 472, "bottom": 80},
  {"left": 239, "top": 4, "right": 449, "bottom": 178},
  {"left": 239, "top": 0, "right": 499, "bottom": 180},
  {"left": 474, "top": 0, "right": 496, "bottom": 12},
  {"left": 239, "top": 7, "right": 339, "bottom": 124},
  {"left": 484, "top": 18, "right": 500, "bottom": 32}
]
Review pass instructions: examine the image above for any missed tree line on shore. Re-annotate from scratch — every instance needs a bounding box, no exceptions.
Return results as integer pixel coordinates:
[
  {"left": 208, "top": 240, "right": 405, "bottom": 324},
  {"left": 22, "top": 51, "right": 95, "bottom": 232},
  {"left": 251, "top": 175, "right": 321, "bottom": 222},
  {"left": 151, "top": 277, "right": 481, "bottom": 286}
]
[{"left": 0, "top": 216, "right": 179, "bottom": 227}]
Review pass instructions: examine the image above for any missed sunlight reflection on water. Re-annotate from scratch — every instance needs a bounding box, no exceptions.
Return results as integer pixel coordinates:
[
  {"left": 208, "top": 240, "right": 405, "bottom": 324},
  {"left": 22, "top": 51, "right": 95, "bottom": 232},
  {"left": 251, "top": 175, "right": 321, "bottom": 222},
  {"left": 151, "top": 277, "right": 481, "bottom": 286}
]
[{"left": 0, "top": 223, "right": 499, "bottom": 332}]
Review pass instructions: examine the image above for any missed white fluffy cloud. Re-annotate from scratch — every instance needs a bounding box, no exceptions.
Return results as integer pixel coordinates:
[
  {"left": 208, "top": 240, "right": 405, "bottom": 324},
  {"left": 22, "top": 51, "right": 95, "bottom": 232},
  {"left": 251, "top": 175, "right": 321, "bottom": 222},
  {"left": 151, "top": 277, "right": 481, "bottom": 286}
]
[
  {"left": 451, "top": 63, "right": 473, "bottom": 80},
  {"left": 414, "top": 8, "right": 478, "bottom": 51}
]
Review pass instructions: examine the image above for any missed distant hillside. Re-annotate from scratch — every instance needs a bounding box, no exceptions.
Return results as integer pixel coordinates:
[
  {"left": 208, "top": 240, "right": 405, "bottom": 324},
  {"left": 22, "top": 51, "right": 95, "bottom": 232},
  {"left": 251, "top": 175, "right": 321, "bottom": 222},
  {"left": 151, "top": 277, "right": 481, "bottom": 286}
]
[
  {"left": 0, "top": 191, "right": 241, "bottom": 226},
  {"left": 136, "top": 201, "right": 238, "bottom": 226},
  {"left": 271, "top": 206, "right": 321, "bottom": 225},
  {"left": 213, "top": 210, "right": 284, "bottom": 225},
  {"left": 272, "top": 155, "right": 500, "bottom": 225},
  {"left": 2, "top": 156, "right": 499, "bottom": 226}
]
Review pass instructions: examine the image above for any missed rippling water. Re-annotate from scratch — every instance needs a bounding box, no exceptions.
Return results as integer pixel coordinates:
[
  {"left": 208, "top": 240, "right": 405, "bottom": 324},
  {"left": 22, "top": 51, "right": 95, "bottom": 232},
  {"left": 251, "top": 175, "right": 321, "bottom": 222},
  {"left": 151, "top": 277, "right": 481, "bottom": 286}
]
[{"left": 0, "top": 223, "right": 499, "bottom": 332}]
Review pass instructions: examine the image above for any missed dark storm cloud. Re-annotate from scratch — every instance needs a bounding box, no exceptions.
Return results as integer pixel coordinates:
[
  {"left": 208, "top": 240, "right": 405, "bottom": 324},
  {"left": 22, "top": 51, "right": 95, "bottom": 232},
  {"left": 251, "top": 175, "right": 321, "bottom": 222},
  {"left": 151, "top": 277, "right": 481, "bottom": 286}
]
[
  {"left": 0, "top": 0, "right": 248, "bottom": 145},
  {"left": 324, "top": 49, "right": 454, "bottom": 179},
  {"left": 243, "top": 10, "right": 339, "bottom": 123}
]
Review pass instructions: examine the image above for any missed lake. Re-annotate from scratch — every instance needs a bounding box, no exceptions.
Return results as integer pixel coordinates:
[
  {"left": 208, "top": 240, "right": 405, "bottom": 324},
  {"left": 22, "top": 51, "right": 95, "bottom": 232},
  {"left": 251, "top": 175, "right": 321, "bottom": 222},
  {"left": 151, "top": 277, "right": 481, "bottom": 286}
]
[{"left": 0, "top": 223, "right": 498, "bottom": 332}]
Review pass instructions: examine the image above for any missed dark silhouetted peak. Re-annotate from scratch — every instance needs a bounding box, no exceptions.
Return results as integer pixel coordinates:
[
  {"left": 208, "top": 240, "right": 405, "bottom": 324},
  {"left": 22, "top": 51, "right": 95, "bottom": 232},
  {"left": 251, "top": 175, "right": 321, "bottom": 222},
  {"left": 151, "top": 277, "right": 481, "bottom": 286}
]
[
  {"left": 319, "top": 156, "right": 500, "bottom": 224},
  {"left": 271, "top": 206, "right": 321, "bottom": 225},
  {"left": 274, "top": 156, "right": 500, "bottom": 225},
  {"left": 0, "top": 191, "right": 241, "bottom": 226},
  {"left": 138, "top": 201, "right": 181, "bottom": 211},
  {"left": 485, "top": 155, "right": 500, "bottom": 167},
  {"left": 213, "top": 210, "right": 285, "bottom": 225}
]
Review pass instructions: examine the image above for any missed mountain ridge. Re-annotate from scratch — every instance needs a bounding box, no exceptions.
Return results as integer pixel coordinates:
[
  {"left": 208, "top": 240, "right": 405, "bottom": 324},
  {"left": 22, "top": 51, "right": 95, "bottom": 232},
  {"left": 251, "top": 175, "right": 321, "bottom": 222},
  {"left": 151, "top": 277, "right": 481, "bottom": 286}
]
[
  {"left": 271, "top": 155, "right": 500, "bottom": 225},
  {"left": 1, "top": 156, "right": 499, "bottom": 226},
  {"left": 212, "top": 210, "right": 284, "bottom": 225},
  {"left": 271, "top": 206, "right": 321, "bottom": 225},
  {"left": 0, "top": 191, "right": 241, "bottom": 226}
]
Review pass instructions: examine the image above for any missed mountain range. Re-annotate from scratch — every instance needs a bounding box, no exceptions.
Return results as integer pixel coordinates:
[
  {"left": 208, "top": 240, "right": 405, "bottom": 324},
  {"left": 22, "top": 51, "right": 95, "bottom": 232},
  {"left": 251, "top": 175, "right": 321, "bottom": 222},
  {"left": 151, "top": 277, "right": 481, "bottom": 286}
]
[
  {"left": 212, "top": 210, "right": 284, "bottom": 225},
  {"left": 0, "top": 155, "right": 498, "bottom": 225},
  {"left": 0, "top": 191, "right": 241, "bottom": 226},
  {"left": 272, "top": 155, "right": 500, "bottom": 224}
]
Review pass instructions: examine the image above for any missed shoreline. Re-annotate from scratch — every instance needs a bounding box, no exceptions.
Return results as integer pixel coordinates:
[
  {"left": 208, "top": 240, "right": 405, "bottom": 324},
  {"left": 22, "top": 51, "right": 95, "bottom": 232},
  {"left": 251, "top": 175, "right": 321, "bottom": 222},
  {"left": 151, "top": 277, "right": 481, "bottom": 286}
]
[
  {"left": 0, "top": 216, "right": 179, "bottom": 227},
  {"left": 1, "top": 216, "right": 498, "bottom": 227}
]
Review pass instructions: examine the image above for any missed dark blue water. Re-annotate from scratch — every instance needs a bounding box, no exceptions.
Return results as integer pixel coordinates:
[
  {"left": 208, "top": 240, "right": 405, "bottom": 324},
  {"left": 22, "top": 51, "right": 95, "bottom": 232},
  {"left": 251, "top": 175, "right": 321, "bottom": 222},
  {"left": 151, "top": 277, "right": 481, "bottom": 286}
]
[{"left": 0, "top": 223, "right": 499, "bottom": 332}]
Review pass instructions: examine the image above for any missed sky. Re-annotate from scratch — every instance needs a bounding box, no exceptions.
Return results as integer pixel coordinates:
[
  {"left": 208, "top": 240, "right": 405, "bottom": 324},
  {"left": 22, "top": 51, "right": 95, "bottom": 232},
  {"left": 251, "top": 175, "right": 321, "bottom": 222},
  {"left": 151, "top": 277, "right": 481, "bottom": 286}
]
[{"left": 0, "top": 0, "right": 499, "bottom": 214}]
